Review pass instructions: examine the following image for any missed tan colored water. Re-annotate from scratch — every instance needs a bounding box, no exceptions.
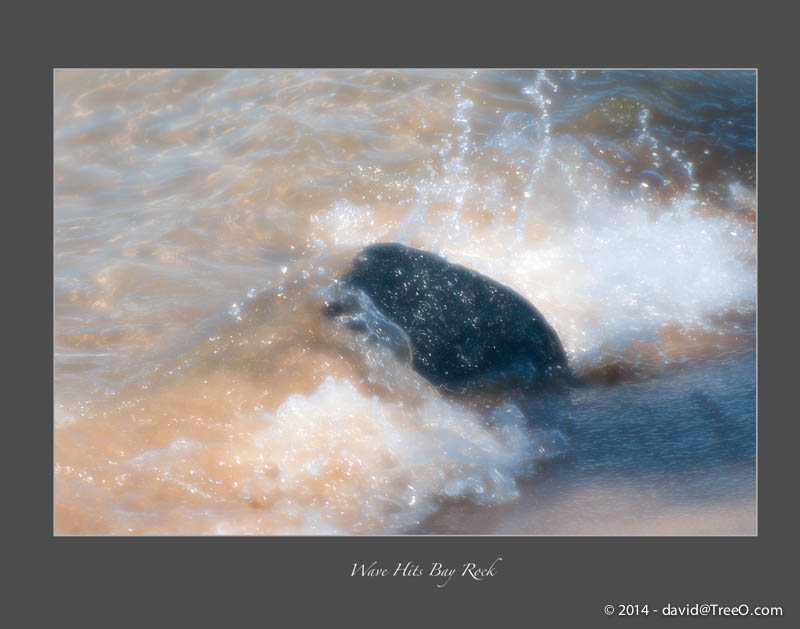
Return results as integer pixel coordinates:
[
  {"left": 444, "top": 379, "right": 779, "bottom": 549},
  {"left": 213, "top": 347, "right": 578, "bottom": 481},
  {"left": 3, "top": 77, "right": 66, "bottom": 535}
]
[{"left": 54, "top": 69, "right": 756, "bottom": 534}]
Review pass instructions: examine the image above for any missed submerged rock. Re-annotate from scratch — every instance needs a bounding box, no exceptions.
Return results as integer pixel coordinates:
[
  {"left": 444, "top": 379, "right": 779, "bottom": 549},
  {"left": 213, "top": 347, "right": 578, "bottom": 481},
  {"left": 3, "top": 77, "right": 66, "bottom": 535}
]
[{"left": 325, "top": 243, "right": 569, "bottom": 392}]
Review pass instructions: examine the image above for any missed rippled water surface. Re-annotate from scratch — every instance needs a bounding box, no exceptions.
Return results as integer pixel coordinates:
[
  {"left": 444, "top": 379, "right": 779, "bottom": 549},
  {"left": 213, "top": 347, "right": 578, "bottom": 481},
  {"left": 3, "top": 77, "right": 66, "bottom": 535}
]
[{"left": 54, "top": 69, "right": 756, "bottom": 534}]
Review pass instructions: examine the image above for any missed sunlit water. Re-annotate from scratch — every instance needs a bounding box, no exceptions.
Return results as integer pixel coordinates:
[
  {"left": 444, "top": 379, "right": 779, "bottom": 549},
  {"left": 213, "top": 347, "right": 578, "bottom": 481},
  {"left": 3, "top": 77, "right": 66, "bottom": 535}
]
[{"left": 54, "top": 69, "right": 756, "bottom": 535}]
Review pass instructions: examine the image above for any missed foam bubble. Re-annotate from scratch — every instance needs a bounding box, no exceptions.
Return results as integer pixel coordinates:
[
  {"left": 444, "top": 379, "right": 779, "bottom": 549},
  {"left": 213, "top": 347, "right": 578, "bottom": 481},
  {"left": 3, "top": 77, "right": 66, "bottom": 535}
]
[{"left": 245, "top": 377, "right": 539, "bottom": 533}]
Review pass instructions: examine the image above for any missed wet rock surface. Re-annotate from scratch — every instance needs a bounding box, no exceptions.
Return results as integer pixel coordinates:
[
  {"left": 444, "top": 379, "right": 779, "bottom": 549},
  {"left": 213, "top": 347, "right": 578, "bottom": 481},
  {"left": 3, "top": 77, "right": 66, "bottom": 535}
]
[{"left": 326, "top": 243, "right": 569, "bottom": 392}]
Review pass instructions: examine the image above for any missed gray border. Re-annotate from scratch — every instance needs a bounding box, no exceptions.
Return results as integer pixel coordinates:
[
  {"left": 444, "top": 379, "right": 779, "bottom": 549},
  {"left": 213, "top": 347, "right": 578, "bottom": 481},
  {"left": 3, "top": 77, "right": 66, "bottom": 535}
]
[{"left": 13, "top": 2, "right": 796, "bottom": 625}]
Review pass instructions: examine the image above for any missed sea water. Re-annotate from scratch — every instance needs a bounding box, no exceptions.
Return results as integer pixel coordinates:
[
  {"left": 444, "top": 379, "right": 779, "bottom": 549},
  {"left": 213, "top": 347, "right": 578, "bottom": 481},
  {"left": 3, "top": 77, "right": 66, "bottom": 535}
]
[{"left": 54, "top": 69, "right": 756, "bottom": 534}]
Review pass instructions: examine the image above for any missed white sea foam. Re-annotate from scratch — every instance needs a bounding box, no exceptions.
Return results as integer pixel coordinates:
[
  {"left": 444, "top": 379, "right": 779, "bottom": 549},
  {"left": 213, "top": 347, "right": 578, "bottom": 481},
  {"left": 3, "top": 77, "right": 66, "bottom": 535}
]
[{"left": 242, "top": 377, "right": 542, "bottom": 533}]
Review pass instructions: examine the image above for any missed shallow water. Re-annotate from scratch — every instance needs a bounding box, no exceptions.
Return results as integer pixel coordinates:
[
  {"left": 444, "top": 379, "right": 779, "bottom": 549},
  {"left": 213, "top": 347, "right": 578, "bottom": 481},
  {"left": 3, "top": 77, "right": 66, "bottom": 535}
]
[{"left": 54, "top": 69, "right": 756, "bottom": 535}]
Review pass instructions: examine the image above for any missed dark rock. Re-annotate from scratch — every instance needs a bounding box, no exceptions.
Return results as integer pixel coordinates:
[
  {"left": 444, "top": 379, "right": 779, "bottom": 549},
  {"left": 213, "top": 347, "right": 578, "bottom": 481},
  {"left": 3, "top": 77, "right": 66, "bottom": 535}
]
[{"left": 326, "top": 243, "right": 569, "bottom": 392}]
